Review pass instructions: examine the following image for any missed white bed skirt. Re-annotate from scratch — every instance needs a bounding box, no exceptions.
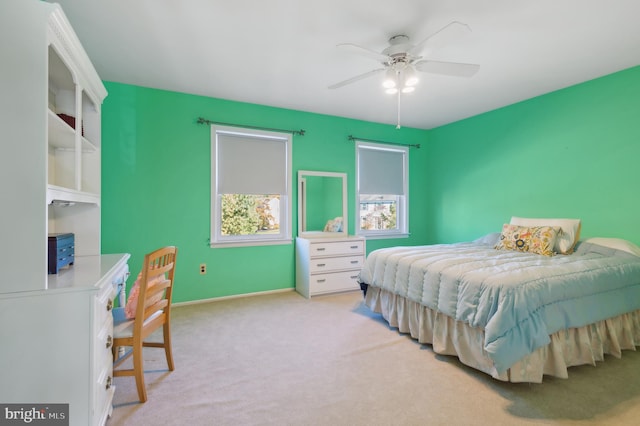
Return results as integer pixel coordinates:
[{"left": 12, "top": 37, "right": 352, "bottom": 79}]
[{"left": 363, "top": 286, "right": 640, "bottom": 383}]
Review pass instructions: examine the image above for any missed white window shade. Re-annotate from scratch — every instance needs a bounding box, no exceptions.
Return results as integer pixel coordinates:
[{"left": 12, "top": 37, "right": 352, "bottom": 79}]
[
  {"left": 216, "top": 133, "right": 288, "bottom": 194},
  {"left": 358, "top": 147, "right": 405, "bottom": 195}
]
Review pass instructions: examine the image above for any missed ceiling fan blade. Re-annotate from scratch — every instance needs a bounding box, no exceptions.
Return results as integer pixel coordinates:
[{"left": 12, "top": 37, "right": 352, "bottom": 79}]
[
  {"left": 409, "top": 21, "right": 472, "bottom": 56},
  {"left": 328, "top": 68, "right": 385, "bottom": 89},
  {"left": 336, "top": 43, "right": 389, "bottom": 63},
  {"left": 414, "top": 60, "right": 480, "bottom": 77}
]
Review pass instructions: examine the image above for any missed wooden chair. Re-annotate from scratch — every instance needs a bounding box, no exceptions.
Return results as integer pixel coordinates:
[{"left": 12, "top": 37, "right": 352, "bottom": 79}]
[{"left": 112, "top": 246, "right": 178, "bottom": 402}]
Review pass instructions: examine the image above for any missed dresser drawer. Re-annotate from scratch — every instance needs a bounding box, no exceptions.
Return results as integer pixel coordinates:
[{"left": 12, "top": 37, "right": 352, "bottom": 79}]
[
  {"left": 94, "top": 284, "right": 117, "bottom": 327},
  {"left": 309, "top": 270, "right": 361, "bottom": 295},
  {"left": 310, "top": 240, "right": 364, "bottom": 257},
  {"left": 309, "top": 255, "right": 364, "bottom": 273},
  {"left": 95, "top": 367, "right": 115, "bottom": 426},
  {"left": 95, "top": 318, "right": 114, "bottom": 372}
]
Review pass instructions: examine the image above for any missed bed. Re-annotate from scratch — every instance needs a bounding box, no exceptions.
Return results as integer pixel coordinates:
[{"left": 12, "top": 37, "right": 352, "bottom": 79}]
[{"left": 358, "top": 218, "right": 640, "bottom": 383}]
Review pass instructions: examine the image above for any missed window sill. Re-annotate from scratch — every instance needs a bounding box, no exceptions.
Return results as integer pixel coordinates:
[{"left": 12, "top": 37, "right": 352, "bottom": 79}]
[
  {"left": 210, "top": 239, "right": 293, "bottom": 249},
  {"left": 359, "top": 232, "right": 410, "bottom": 240}
]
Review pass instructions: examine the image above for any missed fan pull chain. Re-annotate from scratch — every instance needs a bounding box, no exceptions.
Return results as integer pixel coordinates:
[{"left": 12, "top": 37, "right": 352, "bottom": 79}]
[{"left": 396, "top": 90, "right": 402, "bottom": 129}]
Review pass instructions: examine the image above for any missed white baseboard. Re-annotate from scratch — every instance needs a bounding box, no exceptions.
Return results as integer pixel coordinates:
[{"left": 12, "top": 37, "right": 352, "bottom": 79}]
[{"left": 172, "top": 287, "right": 295, "bottom": 307}]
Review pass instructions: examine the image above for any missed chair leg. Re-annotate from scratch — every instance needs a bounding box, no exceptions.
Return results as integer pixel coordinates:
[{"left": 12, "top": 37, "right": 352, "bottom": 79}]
[
  {"left": 163, "top": 323, "right": 175, "bottom": 371},
  {"left": 132, "top": 341, "right": 147, "bottom": 403}
]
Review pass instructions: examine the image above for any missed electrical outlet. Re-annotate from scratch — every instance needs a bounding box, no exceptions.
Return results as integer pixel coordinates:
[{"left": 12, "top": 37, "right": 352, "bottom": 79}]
[{"left": 200, "top": 263, "right": 206, "bottom": 275}]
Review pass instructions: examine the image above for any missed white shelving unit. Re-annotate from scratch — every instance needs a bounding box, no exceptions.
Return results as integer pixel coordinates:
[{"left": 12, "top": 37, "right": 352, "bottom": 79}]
[
  {"left": 0, "top": 2, "right": 129, "bottom": 425},
  {"left": 1, "top": 0, "right": 108, "bottom": 293},
  {"left": 46, "top": 7, "right": 105, "bottom": 268}
]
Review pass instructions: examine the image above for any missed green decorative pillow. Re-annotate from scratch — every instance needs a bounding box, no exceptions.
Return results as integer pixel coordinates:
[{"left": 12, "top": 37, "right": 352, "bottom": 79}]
[{"left": 495, "top": 224, "right": 560, "bottom": 257}]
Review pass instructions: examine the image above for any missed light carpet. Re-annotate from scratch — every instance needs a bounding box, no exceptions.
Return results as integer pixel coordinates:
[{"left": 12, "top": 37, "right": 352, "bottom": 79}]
[{"left": 107, "top": 290, "right": 640, "bottom": 426}]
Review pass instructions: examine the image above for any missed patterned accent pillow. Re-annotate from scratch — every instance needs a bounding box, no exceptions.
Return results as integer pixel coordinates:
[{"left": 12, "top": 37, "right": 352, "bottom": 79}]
[
  {"left": 323, "top": 217, "right": 343, "bottom": 232},
  {"left": 494, "top": 224, "right": 560, "bottom": 257},
  {"left": 510, "top": 217, "right": 581, "bottom": 254}
]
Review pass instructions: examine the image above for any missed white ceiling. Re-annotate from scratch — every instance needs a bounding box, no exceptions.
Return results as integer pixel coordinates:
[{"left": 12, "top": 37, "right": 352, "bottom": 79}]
[{"left": 53, "top": 0, "right": 640, "bottom": 130}]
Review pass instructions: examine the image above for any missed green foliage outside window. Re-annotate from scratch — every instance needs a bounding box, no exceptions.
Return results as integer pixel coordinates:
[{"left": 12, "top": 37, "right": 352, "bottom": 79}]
[
  {"left": 380, "top": 203, "right": 397, "bottom": 229},
  {"left": 221, "top": 194, "right": 279, "bottom": 235}
]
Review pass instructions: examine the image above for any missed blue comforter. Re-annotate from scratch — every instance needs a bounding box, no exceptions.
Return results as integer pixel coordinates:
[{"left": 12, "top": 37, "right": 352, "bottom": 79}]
[{"left": 358, "top": 241, "right": 640, "bottom": 373}]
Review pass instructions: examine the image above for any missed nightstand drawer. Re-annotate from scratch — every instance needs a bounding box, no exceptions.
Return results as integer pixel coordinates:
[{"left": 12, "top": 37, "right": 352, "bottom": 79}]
[
  {"left": 310, "top": 240, "right": 364, "bottom": 257},
  {"left": 309, "top": 255, "right": 364, "bottom": 273}
]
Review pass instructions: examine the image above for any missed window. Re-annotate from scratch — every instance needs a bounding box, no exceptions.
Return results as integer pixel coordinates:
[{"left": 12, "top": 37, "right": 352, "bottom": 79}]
[
  {"left": 356, "top": 141, "right": 408, "bottom": 238},
  {"left": 210, "top": 125, "right": 292, "bottom": 247}
]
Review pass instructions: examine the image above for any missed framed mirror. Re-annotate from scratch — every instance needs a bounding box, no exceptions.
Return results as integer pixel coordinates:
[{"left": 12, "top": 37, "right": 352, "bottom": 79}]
[{"left": 298, "top": 170, "right": 347, "bottom": 238}]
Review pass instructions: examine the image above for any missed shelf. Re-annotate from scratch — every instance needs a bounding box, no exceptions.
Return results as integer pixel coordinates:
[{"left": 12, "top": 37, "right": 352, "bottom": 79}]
[
  {"left": 48, "top": 109, "right": 98, "bottom": 152},
  {"left": 47, "top": 184, "right": 100, "bottom": 206}
]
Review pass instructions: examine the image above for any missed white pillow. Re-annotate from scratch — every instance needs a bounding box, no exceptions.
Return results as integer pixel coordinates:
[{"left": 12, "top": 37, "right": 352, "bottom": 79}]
[
  {"left": 510, "top": 217, "right": 581, "bottom": 254},
  {"left": 473, "top": 232, "right": 501, "bottom": 245},
  {"left": 583, "top": 238, "right": 640, "bottom": 257}
]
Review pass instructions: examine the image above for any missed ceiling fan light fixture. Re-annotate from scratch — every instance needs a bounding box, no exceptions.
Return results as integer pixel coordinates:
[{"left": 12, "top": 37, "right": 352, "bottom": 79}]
[
  {"left": 382, "top": 69, "right": 397, "bottom": 89},
  {"left": 403, "top": 66, "right": 419, "bottom": 87},
  {"left": 404, "top": 77, "right": 419, "bottom": 87},
  {"left": 330, "top": 24, "right": 481, "bottom": 128},
  {"left": 382, "top": 79, "right": 396, "bottom": 89}
]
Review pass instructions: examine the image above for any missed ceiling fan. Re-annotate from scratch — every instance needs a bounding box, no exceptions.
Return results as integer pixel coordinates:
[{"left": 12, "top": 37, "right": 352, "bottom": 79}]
[{"left": 328, "top": 21, "right": 480, "bottom": 128}]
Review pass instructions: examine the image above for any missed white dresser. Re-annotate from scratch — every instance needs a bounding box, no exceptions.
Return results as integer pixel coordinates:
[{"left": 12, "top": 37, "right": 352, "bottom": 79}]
[
  {"left": 295, "top": 236, "right": 366, "bottom": 298},
  {"left": 0, "top": 254, "right": 130, "bottom": 426}
]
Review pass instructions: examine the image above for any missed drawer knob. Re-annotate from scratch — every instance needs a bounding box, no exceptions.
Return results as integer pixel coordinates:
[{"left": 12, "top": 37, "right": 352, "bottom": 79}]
[
  {"left": 106, "top": 376, "right": 112, "bottom": 390},
  {"left": 316, "top": 247, "right": 326, "bottom": 251},
  {"left": 106, "top": 299, "right": 113, "bottom": 311},
  {"left": 350, "top": 275, "right": 359, "bottom": 279},
  {"left": 106, "top": 335, "right": 113, "bottom": 349},
  {"left": 316, "top": 263, "right": 326, "bottom": 267},
  {"left": 350, "top": 245, "right": 359, "bottom": 249},
  {"left": 350, "top": 260, "right": 359, "bottom": 264},
  {"left": 317, "top": 279, "right": 326, "bottom": 283}
]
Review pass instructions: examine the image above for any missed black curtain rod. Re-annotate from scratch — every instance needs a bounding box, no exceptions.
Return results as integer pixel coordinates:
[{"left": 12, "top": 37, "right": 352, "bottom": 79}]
[
  {"left": 197, "top": 117, "right": 305, "bottom": 136},
  {"left": 348, "top": 135, "right": 420, "bottom": 149}
]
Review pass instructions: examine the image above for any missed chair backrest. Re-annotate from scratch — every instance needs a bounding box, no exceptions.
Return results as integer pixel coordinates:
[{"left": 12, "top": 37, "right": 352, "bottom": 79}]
[{"left": 133, "top": 246, "right": 178, "bottom": 338}]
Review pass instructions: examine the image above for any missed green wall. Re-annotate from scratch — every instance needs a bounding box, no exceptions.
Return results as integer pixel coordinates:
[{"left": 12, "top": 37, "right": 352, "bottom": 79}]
[
  {"left": 101, "top": 83, "right": 429, "bottom": 303},
  {"left": 426, "top": 66, "right": 640, "bottom": 245},
  {"left": 102, "top": 66, "right": 639, "bottom": 303}
]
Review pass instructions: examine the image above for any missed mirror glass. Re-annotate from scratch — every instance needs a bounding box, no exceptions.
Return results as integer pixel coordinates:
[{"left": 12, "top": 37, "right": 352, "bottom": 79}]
[{"left": 298, "top": 170, "right": 347, "bottom": 237}]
